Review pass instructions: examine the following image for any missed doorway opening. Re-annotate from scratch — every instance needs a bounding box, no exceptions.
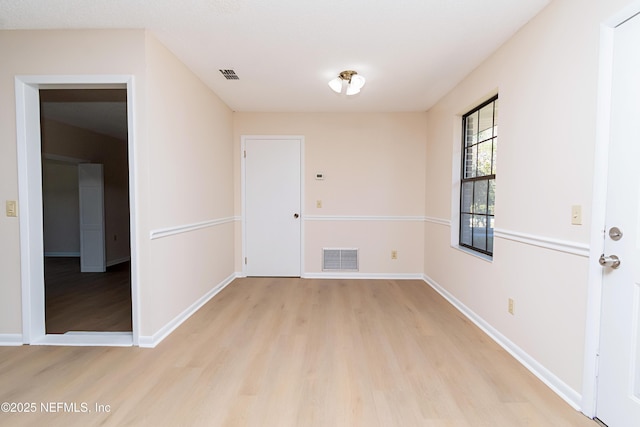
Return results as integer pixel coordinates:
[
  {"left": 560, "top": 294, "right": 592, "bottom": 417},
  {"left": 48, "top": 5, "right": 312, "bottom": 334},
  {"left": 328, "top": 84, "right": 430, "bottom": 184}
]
[
  {"left": 40, "top": 89, "right": 132, "bottom": 334},
  {"left": 15, "top": 75, "right": 139, "bottom": 346}
]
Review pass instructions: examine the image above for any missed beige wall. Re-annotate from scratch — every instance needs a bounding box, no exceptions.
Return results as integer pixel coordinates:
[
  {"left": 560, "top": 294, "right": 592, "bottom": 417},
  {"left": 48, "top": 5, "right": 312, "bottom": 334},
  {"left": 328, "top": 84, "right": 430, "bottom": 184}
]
[
  {"left": 143, "top": 33, "right": 234, "bottom": 337},
  {"left": 0, "top": 29, "right": 147, "bottom": 335},
  {"left": 0, "top": 30, "right": 235, "bottom": 340},
  {"left": 423, "top": 0, "right": 630, "bottom": 397},
  {"left": 234, "top": 113, "right": 427, "bottom": 276},
  {"left": 42, "top": 119, "right": 130, "bottom": 263}
]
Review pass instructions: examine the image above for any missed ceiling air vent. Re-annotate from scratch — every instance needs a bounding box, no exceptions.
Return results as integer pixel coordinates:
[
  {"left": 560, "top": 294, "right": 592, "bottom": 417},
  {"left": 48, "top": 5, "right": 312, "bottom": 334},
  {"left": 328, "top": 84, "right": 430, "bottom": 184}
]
[
  {"left": 323, "top": 248, "right": 358, "bottom": 271},
  {"left": 219, "top": 69, "right": 239, "bottom": 80}
]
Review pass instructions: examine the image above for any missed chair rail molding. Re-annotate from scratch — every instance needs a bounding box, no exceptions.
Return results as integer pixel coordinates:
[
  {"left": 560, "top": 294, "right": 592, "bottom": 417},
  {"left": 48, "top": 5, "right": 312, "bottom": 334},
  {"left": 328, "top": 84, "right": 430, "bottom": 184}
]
[{"left": 150, "top": 216, "right": 238, "bottom": 240}]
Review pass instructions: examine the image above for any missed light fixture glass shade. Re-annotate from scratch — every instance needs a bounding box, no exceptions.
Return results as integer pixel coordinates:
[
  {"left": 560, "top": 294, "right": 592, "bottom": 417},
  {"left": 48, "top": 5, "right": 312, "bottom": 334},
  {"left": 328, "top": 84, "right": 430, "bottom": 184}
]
[
  {"left": 345, "top": 84, "right": 361, "bottom": 96},
  {"left": 328, "top": 77, "right": 343, "bottom": 93},
  {"left": 329, "top": 71, "right": 365, "bottom": 95},
  {"left": 349, "top": 74, "right": 366, "bottom": 90}
]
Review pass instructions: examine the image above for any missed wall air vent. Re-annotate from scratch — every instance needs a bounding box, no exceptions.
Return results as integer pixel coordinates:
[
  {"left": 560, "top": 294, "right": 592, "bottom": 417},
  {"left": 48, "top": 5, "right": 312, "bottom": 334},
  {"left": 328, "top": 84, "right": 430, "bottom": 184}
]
[
  {"left": 323, "top": 248, "right": 358, "bottom": 271},
  {"left": 219, "top": 69, "right": 239, "bottom": 80}
]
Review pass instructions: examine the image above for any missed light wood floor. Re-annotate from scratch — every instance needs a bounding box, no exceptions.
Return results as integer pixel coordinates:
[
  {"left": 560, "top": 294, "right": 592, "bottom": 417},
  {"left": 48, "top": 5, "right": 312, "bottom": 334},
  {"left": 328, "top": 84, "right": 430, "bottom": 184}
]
[
  {"left": 44, "top": 257, "right": 132, "bottom": 333},
  {"left": 0, "top": 278, "right": 595, "bottom": 426}
]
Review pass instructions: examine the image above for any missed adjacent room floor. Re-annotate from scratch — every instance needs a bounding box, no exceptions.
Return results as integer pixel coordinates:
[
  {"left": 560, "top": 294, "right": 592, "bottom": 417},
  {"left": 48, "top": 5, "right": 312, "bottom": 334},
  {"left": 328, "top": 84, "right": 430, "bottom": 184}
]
[
  {"left": 44, "top": 257, "right": 132, "bottom": 334},
  {"left": 1, "top": 278, "right": 595, "bottom": 426}
]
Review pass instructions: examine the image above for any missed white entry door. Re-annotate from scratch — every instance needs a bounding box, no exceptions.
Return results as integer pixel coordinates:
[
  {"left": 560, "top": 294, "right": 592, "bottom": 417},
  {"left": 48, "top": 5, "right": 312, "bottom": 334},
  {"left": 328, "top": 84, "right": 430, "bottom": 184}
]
[
  {"left": 596, "top": 12, "right": 640, "bottom": 427},
  {"left": 78, "top": 163, "right": 106, "bottom": 273},
  {"left": 244, "top": 137, "right": 302, "bottom": 276}
]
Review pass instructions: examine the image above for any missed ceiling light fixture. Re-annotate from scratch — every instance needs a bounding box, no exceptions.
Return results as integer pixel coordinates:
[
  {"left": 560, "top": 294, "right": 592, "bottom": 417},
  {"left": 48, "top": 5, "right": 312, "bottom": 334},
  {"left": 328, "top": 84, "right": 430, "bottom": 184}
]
[{"left": 328, "top": 70, "right": 366, "bottom": 95}]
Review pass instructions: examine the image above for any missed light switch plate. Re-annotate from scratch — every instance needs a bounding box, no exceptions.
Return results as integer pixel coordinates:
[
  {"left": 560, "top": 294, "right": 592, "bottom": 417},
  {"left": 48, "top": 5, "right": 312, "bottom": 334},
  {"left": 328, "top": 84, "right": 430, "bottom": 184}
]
[
  {"left": 6, "top": 200, "right": 17, "bottom": 217},
  {"left": 571, "top": 205, "right": 582, "bottom": 225}
]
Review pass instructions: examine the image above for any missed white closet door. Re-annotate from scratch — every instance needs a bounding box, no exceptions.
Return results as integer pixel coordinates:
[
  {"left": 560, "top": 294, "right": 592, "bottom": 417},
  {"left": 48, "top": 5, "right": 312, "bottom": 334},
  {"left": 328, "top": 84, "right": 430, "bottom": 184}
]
[
  {"left": 244, "top": 138, "right": 301, "bottom": 277},
  {"left": 78, "top": 163, "right": 106, "bottom": 273}
]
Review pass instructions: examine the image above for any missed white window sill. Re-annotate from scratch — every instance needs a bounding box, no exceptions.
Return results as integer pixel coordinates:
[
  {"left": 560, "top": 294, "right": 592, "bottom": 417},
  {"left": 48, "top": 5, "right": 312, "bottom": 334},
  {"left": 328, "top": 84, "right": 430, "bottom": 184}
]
[{"left": 452, "top": 245, "right": 494, "bottom": 263}]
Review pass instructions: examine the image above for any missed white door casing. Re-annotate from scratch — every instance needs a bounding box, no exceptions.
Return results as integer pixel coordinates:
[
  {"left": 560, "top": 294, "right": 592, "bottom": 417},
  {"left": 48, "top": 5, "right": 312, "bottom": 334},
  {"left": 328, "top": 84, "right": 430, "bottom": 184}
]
[
  {"left": 78, "top": 163, "right": 106, "bottom": 273},
  {"left": 15, "top": 75, "right": 139, "bottom": 346},
  {"left": 596, "top": 11, "right": 640, "bottom": 427},
  {"left": 243, "top": 136, "right": 302, "bottom": 277}
]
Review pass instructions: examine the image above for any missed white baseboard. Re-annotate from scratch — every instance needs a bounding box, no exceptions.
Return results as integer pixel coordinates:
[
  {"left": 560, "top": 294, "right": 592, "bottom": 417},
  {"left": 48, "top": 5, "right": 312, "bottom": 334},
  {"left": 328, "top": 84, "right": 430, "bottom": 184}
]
[
  {"left": 0, "top": 334, "right": 23, "bottom": 346},
  {"left": 302, "top": 272, "right": 424, "bottom": 280},
  {"left": 44, "top": 252, "right": 80, "bottom": 257},
  {"left": 139, "top": 273, "right": 238, "bottom": 348},
  {"left": 107, "top": 256, "right": 131, "bottom": 267},
  {"left": 421, "top": 274, "right": 582, "bottom": 411}
]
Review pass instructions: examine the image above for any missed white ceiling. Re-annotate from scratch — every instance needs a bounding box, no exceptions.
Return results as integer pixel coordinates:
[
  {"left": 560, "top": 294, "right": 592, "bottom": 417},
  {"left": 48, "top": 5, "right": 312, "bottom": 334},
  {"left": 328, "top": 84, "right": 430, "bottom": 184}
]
[
  {"left": 1, "top": 0, "right": 550, "bottom": 113},
  {"left": 40, "top": 102, "right": 128, "bottom": 140}
]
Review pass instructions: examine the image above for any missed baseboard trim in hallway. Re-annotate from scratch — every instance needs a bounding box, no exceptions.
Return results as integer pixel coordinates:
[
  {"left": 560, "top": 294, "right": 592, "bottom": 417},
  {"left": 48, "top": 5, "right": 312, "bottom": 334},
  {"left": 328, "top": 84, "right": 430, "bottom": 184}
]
[
  {"left": 421, "top": 273, "right": 583, "bottom": 412},
  {"left": 303, "top": 272, "right": 423, "bottom": 280},
  {"left": 138, "top": 272, "right": 238, "bottom": 348},
  {"left": 0, "top": 334, "right": 23, "bottom": 346},
  {"left": 0, "top": 277, "right": 595, "bottom": 426}
]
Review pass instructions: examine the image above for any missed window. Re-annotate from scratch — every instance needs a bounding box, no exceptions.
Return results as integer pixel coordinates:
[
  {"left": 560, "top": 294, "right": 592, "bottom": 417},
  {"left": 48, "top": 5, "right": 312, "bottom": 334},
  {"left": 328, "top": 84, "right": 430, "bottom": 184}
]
[{"left": 460, "top": 96, "right": 498, "bottom": 256}]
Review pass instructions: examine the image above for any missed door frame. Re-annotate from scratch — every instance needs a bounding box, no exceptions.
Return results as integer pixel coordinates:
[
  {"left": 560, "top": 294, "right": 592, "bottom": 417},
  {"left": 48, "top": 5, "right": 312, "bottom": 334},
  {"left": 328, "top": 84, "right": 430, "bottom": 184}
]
[
  {"left": 240, "top": 135, "right": 305, "bottom": 277},
  {"left": 582, "top": 2, "right": 640, "bottom": 417},
  {"left": 15, "top": 74, "right": 140, "bottom": 346}
]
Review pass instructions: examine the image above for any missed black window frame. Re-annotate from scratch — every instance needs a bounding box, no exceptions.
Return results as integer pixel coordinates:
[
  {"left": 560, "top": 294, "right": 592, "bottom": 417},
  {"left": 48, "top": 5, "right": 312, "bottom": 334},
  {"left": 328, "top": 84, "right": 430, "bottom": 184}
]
[{"left": 459, "top": 95, "right": 498, "bottom": 257}]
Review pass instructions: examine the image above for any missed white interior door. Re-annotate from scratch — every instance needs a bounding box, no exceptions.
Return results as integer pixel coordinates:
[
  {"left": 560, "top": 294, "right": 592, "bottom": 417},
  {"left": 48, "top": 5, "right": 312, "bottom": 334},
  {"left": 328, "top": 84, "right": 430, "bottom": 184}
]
[
  {"left": 244, "top": 137, "right": 301, "bottom": 276},
  {"left": 78, "top": 163, "right": 106, "bottom": 273},
  {"left": 596, "top": 12, "right": 640, "bottom": 427}
]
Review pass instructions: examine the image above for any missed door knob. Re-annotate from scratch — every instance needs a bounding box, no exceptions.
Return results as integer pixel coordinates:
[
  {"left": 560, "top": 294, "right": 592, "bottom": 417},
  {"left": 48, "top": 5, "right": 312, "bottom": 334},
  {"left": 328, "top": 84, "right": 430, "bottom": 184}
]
[
  {"left": 599, "top": 254, "right": 621, "bottom": 269},
  {"left": 294, "top": 213, "right": 299, "bottom": 219}
]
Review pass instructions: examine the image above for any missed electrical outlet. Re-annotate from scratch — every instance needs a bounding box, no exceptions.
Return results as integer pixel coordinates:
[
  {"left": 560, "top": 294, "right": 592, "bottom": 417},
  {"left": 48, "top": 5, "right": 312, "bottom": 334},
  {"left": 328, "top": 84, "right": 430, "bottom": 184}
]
[
  {"left": 508, "top": 298, "right": 514, "bottom": 315},
  {"left": 391, "top": 250, "right": 398, "bottom": 260},
  {"left": 316, "top": 200, "right": 322, "bottom": 208}
]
